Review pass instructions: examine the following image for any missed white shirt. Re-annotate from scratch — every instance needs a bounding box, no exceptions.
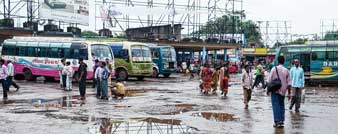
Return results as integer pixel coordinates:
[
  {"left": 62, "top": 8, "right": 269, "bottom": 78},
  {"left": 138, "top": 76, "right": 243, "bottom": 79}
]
[
  {"left": 7, "top": 63, "right": 14, "bottom": 76},
  {"left": 63, "top": 65, "right": 73, "bottom": 77},
  {"left": 242, "top": 71, "right": 253, "bottom": 89},
  {"left": 0, "top": 65, "right": 8, "bottom": 80},
  {"left": 94, "top": 67, "right": 104, "bottom": 79}
]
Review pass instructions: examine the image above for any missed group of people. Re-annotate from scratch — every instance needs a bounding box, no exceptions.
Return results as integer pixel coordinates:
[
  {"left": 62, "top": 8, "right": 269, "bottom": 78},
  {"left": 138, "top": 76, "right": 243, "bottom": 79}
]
[
  {"left": 199, "top": 63, "right": 230, "bottom": 97},
  {"left": 197, "top": 56, "right": 305, "bottom": 128},
  {"left": 242, "top": 56, "right": 305, "bottom": 128},
  {"left": 58, "top": 58, "right": 125, "bottom": 100},
  {"left": 0, "top": 59, "right": 20, "bottom": 100}
]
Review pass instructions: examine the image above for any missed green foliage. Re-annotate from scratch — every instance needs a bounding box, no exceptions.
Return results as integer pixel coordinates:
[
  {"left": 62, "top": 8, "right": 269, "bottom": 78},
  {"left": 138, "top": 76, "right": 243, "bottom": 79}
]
[
  {"left": 289, "top": 38, "right": 308, "bottom": 44},
  {"left": 194, "top": 15, "right": 262, "bottom": 44},
  {"left": 81, "top": 30, "right": 98, "bottom": 36},
  {"left": 324, "top": 31, "right": 338, "bottom": 40}
]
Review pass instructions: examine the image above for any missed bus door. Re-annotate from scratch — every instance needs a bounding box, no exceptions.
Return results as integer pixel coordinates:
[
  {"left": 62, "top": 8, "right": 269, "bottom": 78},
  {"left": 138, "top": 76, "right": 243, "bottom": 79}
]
[{"left": 300, "top": 53, "right": 311, "bottom": 72}]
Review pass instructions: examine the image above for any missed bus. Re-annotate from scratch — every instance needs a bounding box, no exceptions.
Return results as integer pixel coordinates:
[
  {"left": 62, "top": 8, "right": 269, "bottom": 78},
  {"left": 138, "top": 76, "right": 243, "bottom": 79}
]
[
  {"left": 1, "top": 37, "right": 114, "bottom": 80},
  {"left": 109, "top": 42, "right": 153, "bottom": 81},
  {"left": 274, "top": 43, "right": 338, "bottom": 83},
  {"left": 149, "top": 46, "right": 177, "bottom": 78}
]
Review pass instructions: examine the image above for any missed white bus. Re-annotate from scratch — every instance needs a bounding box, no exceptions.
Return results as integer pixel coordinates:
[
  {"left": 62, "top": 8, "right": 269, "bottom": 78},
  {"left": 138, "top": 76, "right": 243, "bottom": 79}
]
[{"left": 1, "top": 37, "right": 114, "bottom": 80}]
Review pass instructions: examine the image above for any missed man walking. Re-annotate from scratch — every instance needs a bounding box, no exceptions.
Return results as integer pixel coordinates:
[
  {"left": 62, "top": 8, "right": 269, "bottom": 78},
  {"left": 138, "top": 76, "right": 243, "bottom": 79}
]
[
  {"left": 252, "top": 61, "right": 265, "bottom": 89},
  {"left": 7, "top": 60, "right": 20, "bottom": 91},
  {"left": 289, "top": 59, "right": 305, "bottom": 112},
  {"left": 0, "top": 59, "right": 9, "bottom": 100},
  {"left": 78, "top": 58, "right": 87, "bottom": 100},
  {"left": 267, "top": 56, "right": 291, "bottom": 128},
  {"left": 242, "top": 65, "right": 253, "bottom": 109}
]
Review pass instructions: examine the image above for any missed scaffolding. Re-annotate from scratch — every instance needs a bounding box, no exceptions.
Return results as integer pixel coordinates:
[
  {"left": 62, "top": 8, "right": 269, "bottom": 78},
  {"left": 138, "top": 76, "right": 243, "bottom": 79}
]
[
  {"left": 94, "top": 0, "right": 243, "bottom": 38},
  {"left": 256, "top": 20, "right": 292, "bottom": 47},
  {"left": 320, "top": 19, "right": 338, "bottom": 40}
]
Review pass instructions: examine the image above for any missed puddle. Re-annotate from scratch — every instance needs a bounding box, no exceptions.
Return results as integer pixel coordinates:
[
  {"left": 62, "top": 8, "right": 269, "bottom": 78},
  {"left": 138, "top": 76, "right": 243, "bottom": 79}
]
[
  {"left": 192, "top": 112, "right": 239, "bottom": 122},
  {"left": 144, "top": 104, "right": 197, "bottom": 115},
  {"left": 89, "top": 117, "right": 196, "bottom": 134},
  {"left": 125, "top": 89, "right": 148, "bottom": 96}
]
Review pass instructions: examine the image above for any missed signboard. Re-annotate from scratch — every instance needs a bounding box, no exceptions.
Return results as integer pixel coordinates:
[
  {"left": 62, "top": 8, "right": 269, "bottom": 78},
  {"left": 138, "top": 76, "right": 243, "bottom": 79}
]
[
  {"left": 255, "top": 48, "right": 267, "bottom": 54},
  {"left": 39, "top": 0, "right": 89, "bottom": 25}
]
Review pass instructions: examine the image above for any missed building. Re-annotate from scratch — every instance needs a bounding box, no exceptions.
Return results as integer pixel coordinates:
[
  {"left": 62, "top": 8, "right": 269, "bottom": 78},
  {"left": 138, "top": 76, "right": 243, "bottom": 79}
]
[{"left": 126, "top": 24, "right": 182, "bottom": 41}]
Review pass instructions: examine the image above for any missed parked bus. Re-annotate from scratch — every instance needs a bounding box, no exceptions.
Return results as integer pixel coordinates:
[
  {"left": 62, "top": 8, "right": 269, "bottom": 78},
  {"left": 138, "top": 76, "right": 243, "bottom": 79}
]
[
  {"left": 109, "top": 42, "right": 153, "bottom": 81},
  {"left": 274, "top": 43, "right": 338, "bottom": 83},
  {"left": 1, "top": 37, "right": 114, "bottom": 80},
  {"left": 149, "top": 46, "right": 177, "bottom": 78}
]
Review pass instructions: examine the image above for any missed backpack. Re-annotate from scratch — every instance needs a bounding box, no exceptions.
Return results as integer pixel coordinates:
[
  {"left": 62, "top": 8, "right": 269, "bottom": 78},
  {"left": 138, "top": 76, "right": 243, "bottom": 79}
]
[{"left": 101, "top": 68, "right": 109, "bottom": 80}]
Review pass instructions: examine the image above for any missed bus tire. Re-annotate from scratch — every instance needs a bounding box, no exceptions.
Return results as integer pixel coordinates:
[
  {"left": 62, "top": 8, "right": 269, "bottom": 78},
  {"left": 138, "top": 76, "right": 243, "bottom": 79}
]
[
  {"left": 117, "top": 69, "right": 128, "bottom": 81},
  {"left": 23, "top": 68, "right": 34, "bottom": 81},
  {"left": 137, "top": 76, "right": 144, "bottom": 81},
  {"left": 163, "top": 74, "right": 171, "bottom": 78},
  {"left": 152, "top": 68, "right": 159, "bottom": 78}
]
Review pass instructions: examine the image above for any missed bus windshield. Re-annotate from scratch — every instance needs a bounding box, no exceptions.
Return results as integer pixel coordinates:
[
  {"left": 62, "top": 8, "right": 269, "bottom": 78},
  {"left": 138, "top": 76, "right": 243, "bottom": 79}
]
[
  {"left": 92, "top": 45, "right": 113, "bottom": 60},
  {"left": 131, "top": 46, "right": 151, "bottom": 62},
  {"left": 162, "top": 47, "right": 176, "bottom": 62}
]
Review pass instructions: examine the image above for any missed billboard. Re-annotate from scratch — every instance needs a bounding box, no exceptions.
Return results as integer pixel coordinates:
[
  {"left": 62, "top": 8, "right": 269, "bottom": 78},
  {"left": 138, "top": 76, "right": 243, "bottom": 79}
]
[{"left": 39, "top": 0, "right": 89, "bottom": 25}]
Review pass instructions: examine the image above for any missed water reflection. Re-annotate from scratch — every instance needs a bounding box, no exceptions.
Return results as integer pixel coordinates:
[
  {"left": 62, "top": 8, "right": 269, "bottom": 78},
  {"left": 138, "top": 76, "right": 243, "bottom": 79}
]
[
  {"left": 89, "top": 117, "right": 195, "bottom": 134},
  {"left": 192, "top": 112, "right": 239, "bottom": 122}
]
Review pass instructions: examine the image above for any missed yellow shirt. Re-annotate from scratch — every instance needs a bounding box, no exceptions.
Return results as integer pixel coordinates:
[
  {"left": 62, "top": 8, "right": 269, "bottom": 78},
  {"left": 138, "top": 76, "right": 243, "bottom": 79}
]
[{"left": 113, "top": 82, "right": 126, "bottom": 95}]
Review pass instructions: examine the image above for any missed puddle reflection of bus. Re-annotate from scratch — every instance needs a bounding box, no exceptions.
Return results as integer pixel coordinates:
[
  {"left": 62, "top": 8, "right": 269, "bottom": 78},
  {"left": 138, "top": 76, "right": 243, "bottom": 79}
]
[
  {"left": 109, "top": 42, "right": 153, "bottom": 81},
  {"left": 150, "top": 46, "right": 177, "bottom": 78},
  {"left": 274, "top": 42, "right": 338, "bottom": 84},
  {"left": 1, "top": 37, "right": 114, "bottom": 80}
]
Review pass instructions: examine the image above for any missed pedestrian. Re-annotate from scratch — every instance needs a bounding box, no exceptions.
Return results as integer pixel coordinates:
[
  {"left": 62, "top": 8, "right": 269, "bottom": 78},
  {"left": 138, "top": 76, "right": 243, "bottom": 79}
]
[
  {"left": 252, "top": 61, "right": 265, "bottom": 89},
  {"left": 7, "top": 60, "right": 20, "bottom": 91},
  {"left": 289, "top": 59, "right": 305, "bottom": 112},
  {"left": 59, "top": 59, "right": 66, "bottom": 89},
  {"left": 78, "top": 58, "right": 87, "bottom": 100},
  {"left": 189, "top": 62, "right": 195, "bottom": 79},
  {"left": 100, "top": 62, "right": 110, "bottom": 100},
  {"left": 61, "top": 60, "right": 67, "bottom": 90},
  {"left": 211, "top": 67, "right": 220, "bottom": 94},
  {"left": 64, "top": 61, "right": 73, "bottom": 91},
  {"left": 200, "top": 64, "right": 212, "bottom": 95},
  {"left": 267, "top": 56, "right": 291, "bottom": 128},
  {"left": 92, "top": 59, "right": 99, "bottom": 88},
  {"left": 95, "top": 62, "right": 103, "bottom": 99},
  {"left": 242, "top": 65, "right": 253, "bottom": 109},
  {"left": 111, "top": 79, "right": 126, "bottom": 99},
  {"left": 106, "top": 58, "right": 113, "bottom": 84},
  {"left": 220, "top": 63, "right": 230, "bottom": 97},
  {"left": 0, "top": 59, "right": 9, "bottom": 100}
]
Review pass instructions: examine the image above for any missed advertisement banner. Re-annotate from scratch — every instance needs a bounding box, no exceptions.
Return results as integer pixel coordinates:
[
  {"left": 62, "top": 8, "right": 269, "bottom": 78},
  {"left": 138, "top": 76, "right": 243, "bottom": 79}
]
[{"left": 39, "top": 0, "right": 89, "bottom": 25}]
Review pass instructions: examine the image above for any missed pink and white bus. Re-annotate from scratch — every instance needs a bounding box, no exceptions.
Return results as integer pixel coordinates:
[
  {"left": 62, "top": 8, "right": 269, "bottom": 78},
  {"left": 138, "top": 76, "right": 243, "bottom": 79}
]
[{"left": 1, "top": 37, "right": 114, "bottom": 80}]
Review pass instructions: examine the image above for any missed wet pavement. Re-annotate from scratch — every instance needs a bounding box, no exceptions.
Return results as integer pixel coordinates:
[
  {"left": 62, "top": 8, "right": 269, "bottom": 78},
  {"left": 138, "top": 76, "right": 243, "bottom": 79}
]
[{"left": 0, "top": 74, "right": 337, "bottom": 134}]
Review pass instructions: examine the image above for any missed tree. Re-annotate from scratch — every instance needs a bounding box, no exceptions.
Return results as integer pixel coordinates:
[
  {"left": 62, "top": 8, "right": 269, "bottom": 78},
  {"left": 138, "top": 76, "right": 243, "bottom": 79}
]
[
  {"left": 194, "top": 15, "right": 262, "bottom": 46},
  {"left": 324, "top": 31, "right": 338, "bottom": 40},
  {"left": 81, "top": 30, "right": 98, "bottom": 36}
]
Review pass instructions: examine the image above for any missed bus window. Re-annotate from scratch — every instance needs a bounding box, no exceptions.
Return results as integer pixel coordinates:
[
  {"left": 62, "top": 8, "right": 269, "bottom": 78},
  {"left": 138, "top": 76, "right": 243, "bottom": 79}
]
[
  {"left": 141, "top": 47, "right": 150, "bottom": 57},
  {"left": 91, "top": 45, "right": 112, "bottom": 59},
  {"left": 37, "top": 47, "right": 49, "bottom": 57},
  {"left": 132, "top": 47, "right": 142, "bottom": 57},
  {"left": 2, "top": 45, "right": 16, "bottom": 56},
  {"left": 312, "top": 52, "right": 326, "bottom": 61},
  {"left": 79, "top": 48, "right": 88, "bottom": 60},
  {"left": 64, "top": 48, "right": 71, "bottom": 59},
  {"left": 151, "top": 49, "right": 160, "bottom": 59},
  {"left": 326, "top": 51, "right": 338, "bottom": 61},
  {"left": 18, "top": 47, "right": 27, "bottom": 56},
  {"left": 27, "top": 47, "right": 36, "bottom": 57},
  {"left": 50, "top": 48, "right": 59, "bottom": 58}
]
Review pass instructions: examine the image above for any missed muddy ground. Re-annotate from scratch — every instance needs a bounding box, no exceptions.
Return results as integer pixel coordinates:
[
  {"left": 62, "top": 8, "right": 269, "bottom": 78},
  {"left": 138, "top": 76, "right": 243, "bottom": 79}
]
[{"left": 0, "top": 74, "right": 337, "bottom": 134}]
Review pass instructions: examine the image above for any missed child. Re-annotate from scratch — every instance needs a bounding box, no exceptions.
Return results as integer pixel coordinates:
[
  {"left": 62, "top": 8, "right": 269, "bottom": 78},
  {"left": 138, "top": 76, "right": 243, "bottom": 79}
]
[
  {"left": 63, "top": 61, "right": 73, "bottom": 91},
  {"left": 111, "top": 79, "right": 126, "bottom": 99},
  {"left": 242, "top": 65, "right": 253, "bottom": 109}
]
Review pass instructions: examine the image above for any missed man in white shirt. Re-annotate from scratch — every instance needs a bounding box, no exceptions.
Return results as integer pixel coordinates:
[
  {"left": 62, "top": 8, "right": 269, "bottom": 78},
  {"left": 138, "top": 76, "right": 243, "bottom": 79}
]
[
  {"left": 94, "top": 62, "right": 104, "bottom": 98},
  {"left": 7, "top": 60, "right": 20, "bottom": 91}
]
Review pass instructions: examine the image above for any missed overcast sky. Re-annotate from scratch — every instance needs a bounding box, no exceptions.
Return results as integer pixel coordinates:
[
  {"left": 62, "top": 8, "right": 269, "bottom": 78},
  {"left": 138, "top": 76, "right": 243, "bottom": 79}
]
[{"left": 245, "top": 0, "right": 338, "bottom": 35}]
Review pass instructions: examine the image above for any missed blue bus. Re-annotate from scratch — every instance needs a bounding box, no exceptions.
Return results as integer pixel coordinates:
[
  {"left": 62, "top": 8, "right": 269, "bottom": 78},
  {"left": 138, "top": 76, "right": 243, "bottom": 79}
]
[
  {"left": 274, "top": 42, "right": 338, "bottom": 83},
  {"left": 150, "top": 46, "right": 177, "bottom": 78}
]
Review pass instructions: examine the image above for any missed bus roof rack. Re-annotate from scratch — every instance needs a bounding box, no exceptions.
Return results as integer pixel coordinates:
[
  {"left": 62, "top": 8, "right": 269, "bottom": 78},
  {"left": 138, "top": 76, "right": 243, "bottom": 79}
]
[{"left": 10, "top": 36, "right": 85, "bottom": 42}]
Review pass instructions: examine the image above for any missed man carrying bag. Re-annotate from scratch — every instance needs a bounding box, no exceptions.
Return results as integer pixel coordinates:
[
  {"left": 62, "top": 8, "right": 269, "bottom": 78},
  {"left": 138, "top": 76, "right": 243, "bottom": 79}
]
[{"left": 266, "top": 56, "right": 291, "bottom": 128}]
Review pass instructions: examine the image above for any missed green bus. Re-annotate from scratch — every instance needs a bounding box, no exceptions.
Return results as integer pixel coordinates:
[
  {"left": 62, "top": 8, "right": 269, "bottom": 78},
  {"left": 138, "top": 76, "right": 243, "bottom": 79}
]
[{"left": 109, "top": 42, "right": 153, "bottom": 81}]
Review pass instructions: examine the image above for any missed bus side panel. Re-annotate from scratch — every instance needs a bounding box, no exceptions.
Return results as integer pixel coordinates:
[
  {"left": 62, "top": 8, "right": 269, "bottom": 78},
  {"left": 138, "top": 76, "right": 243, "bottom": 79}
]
[
  {"left": 311, "top": 61, "right": 338, "bottom": 81},
  {"left": 14, "top": 57, "right": 60, "bottom": 77}
]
